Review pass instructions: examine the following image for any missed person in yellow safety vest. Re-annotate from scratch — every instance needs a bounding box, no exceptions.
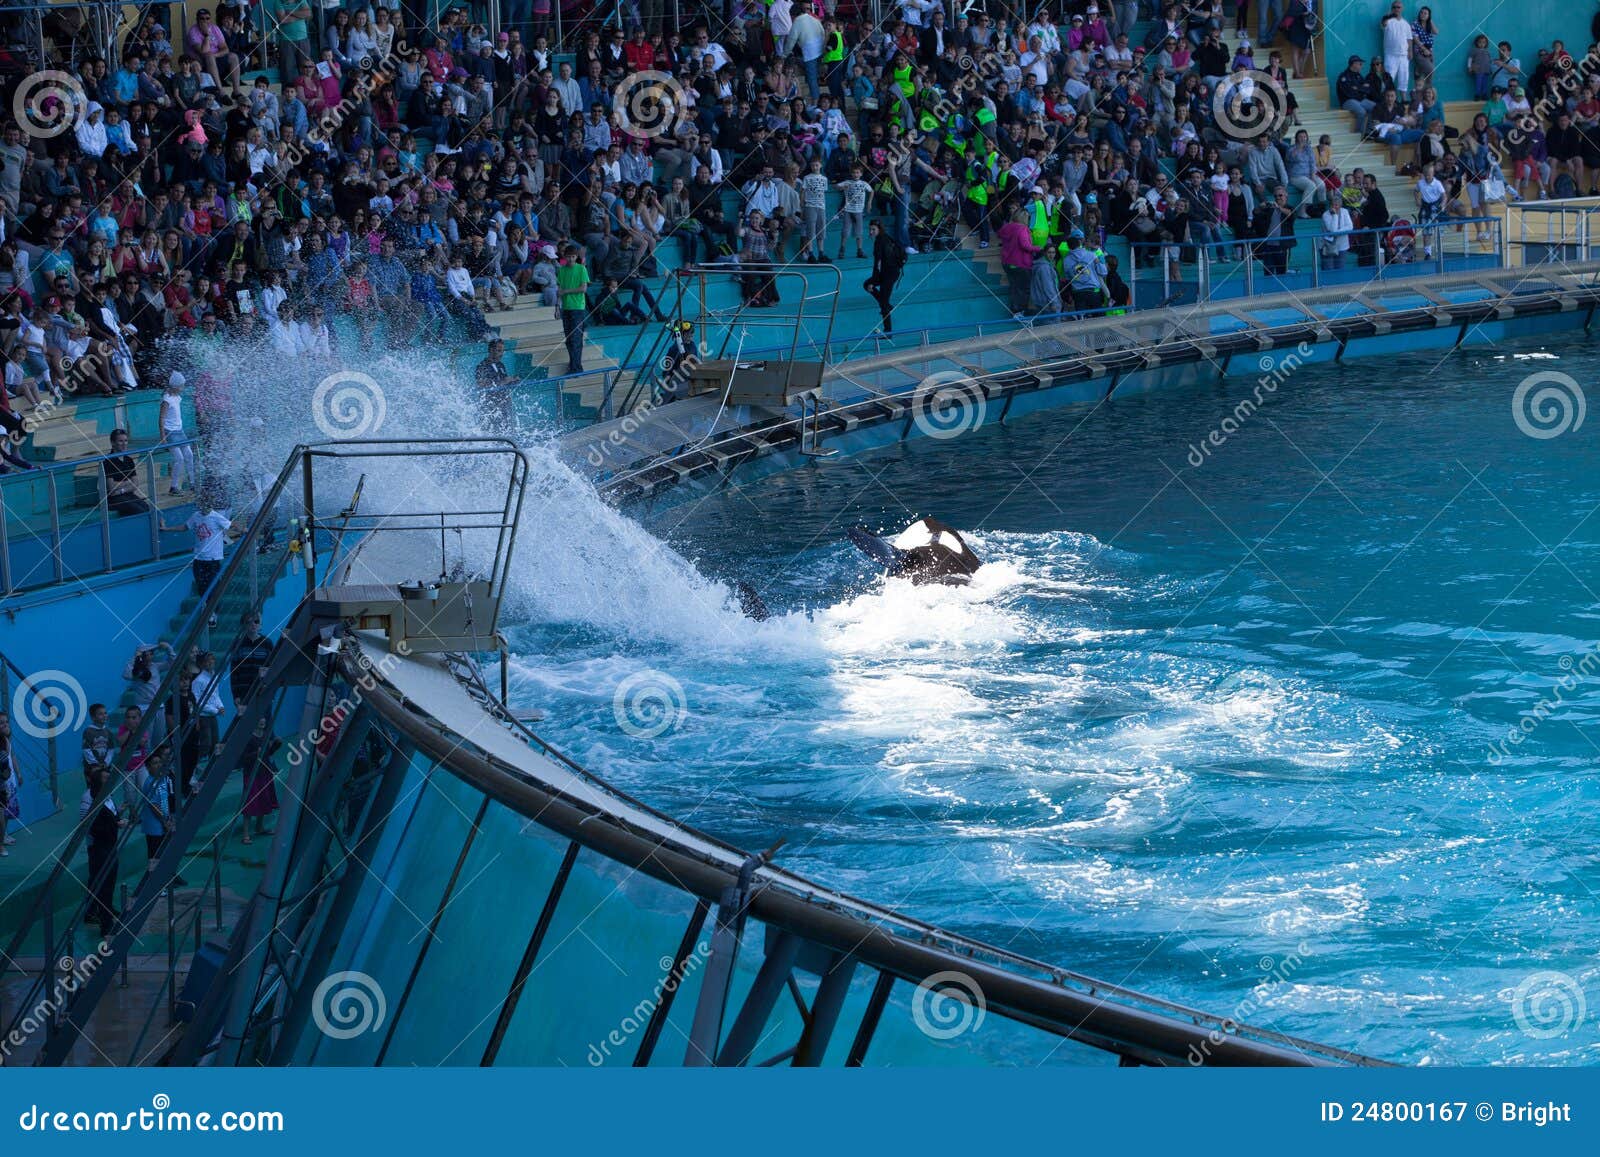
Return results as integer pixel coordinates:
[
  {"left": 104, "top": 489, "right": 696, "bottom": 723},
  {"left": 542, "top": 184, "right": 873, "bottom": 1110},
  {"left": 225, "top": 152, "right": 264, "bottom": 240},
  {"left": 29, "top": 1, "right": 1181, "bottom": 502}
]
[
  {"left": 821, "top": 19, "right": 846, "bottom": 100},
  {"left": 964, "top": 158, "right": 993, "bottom": 247},
  {"left": 891, "top": 54, "right": 914, "bottom": 99},
  {"left": 1027, "top": 189, "right": 1051, "bottom": 249},
  {"left": 973, "top": 101, "right": 997, "bottom": 139}
]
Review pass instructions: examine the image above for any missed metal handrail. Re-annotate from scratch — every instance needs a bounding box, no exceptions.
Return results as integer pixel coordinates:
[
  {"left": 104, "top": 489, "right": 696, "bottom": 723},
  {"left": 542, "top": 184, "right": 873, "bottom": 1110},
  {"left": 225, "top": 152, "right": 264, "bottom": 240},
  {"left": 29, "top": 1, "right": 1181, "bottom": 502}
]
[
  {"left": 364, "top": 648, "right": 1379, "bottom": 1067},
  {"left": 0, "top": 647, "right": 60, "bottom": 805},
  {"left": 0, "top": 436, "right": 203, "bottom": 597},
  {"left": 591, "top": 279, "right": 1594, "bottom": 496},
  {"left": 1129, "top": 216, "right": 1507, "bottom": 303},
  {"left": 0, "top": 437, "right": 530, "bottom": 1054}
]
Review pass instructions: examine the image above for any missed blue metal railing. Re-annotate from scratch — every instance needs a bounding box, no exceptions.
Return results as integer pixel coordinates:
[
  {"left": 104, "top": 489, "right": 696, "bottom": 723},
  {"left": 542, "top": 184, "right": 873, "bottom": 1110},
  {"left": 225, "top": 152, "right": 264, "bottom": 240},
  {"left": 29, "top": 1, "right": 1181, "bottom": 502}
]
[
  {"left": 1128, "top": 216, "right": 1506, "bottom": 307},
  {"left": 0, "top": 436, "right": 202, "bottom": 596}
]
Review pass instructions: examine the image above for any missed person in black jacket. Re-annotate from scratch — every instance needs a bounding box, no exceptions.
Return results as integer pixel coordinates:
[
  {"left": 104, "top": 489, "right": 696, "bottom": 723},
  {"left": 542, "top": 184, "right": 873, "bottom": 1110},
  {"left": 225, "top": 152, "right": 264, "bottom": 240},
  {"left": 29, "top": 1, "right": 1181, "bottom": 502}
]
[
  {"left": 865, "top": 220, "right": 905, "bottom": 336},
  {"left": 1355, "top": 173, "right": 1389, "bottom": 267},
  {"left": 1337, "top": 57, "right": 1377, "bottom": 134},
  {"left": 84, "top": 764, "right": 120, "bottom": 942},
  {"left": 229, "top": 611, "right": 274, "bottom": 707}
]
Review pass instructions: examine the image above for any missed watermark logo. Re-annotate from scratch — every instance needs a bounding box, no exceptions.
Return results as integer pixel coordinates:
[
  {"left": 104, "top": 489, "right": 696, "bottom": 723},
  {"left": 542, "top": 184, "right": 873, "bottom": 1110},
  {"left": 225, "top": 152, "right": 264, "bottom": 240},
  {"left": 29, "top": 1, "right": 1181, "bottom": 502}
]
[
  {"left": 614, "top": 70, "right": 687, "bottom": 140},
  {"left": 1512, "top": 370, "right": 1585, "bottom": 440},
  {"left": 1212, "top": 70, "right": 1289, "bottom": 141},
  {"left": 11, "top": 669, "right": 87, "bottom": 740},
  {"left": 910, "top": 970, "right": 987, "bottom": 1040},
  {"left": 312, "top": 371, "right": 387, "bottom": 440},
  {"left": 612, "top": 669, "right": 687, "bottom": 739},
  {"left": 1188, "top": 942, "right": 1314, "bottom": 1064},
  {"left": 910, "top": 370, "right": 987, "bottom": 441},
  {"left": 1509, "top": 970, "right": 1586, "bottom": 1039},
  {"left": 12, "top": 70, "right": 87, "bottom": 139},
  {"left": 311, "top": 970, "right": 387, "bottom": 1039}
]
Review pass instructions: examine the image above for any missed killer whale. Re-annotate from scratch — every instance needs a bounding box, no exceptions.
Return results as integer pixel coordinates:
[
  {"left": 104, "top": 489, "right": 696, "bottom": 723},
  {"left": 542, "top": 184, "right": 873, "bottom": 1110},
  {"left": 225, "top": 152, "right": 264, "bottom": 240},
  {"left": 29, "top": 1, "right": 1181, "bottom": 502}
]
[{"left": 846, "top": 518, "right": 982, "bottom": 585}]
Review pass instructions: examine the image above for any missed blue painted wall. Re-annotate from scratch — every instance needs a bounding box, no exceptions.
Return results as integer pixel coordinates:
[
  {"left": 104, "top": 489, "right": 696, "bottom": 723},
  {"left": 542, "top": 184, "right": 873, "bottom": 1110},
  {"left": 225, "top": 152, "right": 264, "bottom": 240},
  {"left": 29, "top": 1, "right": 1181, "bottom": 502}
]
[
  {"left": 0, "top": 559, "right": 194, "bottom": 821},
  {"left": 1322, "top": 0, "right": 1594, "bottom": 102}
]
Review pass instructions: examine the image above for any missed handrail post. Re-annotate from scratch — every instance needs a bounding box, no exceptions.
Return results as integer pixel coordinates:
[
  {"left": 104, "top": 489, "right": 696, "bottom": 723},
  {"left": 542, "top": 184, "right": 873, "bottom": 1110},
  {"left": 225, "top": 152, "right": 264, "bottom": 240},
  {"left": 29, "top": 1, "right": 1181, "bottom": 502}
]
[
  {"left": 0, "top": 487, "right": 12, "bottom": 595},
  {"left": 301, "top": 450, "right": 316, "bottom": 596},
  {"left": 46, "top": 472, "right": 63, "bottom": 584},
  {"left": 1312, "top": 237, "right": 1320, "bottom": 288},
  {"left": 145, "top": 450, "right": 159, "bottom": 560}
]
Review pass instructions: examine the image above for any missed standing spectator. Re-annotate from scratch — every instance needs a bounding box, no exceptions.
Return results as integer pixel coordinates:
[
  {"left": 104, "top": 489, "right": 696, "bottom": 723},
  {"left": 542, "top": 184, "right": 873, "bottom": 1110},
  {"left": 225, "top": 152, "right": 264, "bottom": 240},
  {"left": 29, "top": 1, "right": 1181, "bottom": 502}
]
[
  {"left": 238, "top": 717, "right": 280, "bottom": 845},
  {"left": 81, "top": 703, "right": 114, "bottom": 778},
  {"left": 269, "top": 0, "right": 314, "bottom": 82},
  {"left": 1380, "top": 2, "right": 1414, "bottom": 99},
  {"left": 474, "top": 339, "right": 513, "bottom": 428},
  {"left": 191, "top": 650, "right": 226, "bottom": 770},
  {"left": 556, "top": 243, "right": 591, "bottom": 375},
  {"left": 84, "top": 764, "right": 120, "bottom": 941},
  {"left": 159, "top": 372, "right": 196, "bottom": 495},
  {"left": 864, "top": 220, "right": 905, "bottom": 336},
  {"left": 1320, "top": 198, "right": 1354, "bottom": 270},
  {"left": 162, "top": 493, "right": 237, "bottom": 600},
  {"left": 1062, "top": 230, "right": 1111, "bottom": 311},
  {"left": 135, "top": 746, "right": 177, "bottom": 882},
  {"left": 0, "top": 712, "right": 17, "bottom": 855},
  {"left": 1410, "top": 7, "right": 1438, "bottom": 91},
  {"left": 997, "top": 209, "right": 1042, "bottom": 316}
]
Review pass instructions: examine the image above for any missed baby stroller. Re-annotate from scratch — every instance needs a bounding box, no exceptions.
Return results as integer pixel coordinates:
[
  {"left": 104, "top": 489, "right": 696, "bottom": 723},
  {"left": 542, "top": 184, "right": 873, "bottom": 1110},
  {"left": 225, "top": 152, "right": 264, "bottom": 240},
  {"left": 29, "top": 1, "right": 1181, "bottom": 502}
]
[
  {"left": 911, "top": 180, "right": 960, "bottom": 252},
  {"left": 1385, "top": 218, "right": 1417, "bottom": 264}
]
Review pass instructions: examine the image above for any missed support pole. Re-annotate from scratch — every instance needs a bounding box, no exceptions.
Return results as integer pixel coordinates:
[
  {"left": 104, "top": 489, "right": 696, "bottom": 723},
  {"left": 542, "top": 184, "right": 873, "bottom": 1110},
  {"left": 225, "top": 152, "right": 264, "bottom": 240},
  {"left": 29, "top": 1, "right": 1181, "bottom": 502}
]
[{"left": 479, "top": 841, "right": 581, "bottom": 1066}]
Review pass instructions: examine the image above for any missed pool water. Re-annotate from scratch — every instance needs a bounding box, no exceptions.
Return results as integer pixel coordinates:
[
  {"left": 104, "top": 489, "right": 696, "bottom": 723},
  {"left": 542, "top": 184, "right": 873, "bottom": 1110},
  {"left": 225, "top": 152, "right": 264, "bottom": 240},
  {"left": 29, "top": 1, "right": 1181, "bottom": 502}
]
[{"left": 505, "top": 335, "right": 1600, "bottom": 1065}]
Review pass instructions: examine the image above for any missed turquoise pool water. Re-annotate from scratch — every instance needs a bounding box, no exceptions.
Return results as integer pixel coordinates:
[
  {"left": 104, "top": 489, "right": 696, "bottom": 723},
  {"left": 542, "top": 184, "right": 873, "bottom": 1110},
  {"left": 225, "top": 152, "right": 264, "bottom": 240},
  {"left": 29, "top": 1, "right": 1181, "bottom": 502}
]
[{"left": 506, "top": 334, "right": 1600, "bottom": 1065}]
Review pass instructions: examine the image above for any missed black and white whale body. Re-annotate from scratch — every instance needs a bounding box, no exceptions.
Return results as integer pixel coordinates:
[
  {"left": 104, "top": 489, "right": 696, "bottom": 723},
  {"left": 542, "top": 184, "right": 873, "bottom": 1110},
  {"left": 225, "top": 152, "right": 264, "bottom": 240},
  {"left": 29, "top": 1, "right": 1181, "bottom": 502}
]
[{"left": 846, "top": 518, "right": 982, "bottom": 585}]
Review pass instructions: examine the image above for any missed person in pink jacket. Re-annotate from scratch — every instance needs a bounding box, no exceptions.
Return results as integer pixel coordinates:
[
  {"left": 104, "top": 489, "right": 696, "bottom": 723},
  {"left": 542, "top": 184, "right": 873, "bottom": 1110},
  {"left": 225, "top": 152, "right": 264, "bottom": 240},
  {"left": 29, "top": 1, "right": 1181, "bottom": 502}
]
[{"left": 996, "top": 209, "right": 1043, "bottom": 317}]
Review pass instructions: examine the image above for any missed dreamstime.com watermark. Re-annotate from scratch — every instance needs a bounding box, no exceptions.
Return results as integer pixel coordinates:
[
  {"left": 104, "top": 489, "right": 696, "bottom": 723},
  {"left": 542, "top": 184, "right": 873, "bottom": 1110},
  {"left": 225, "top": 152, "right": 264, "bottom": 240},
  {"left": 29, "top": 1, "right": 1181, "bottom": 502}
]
[
  {"left": 312, "top": 370, "right": 388, "bottom": 440},
  {"left": 16, "top": 1095, "right": 283, "bottom": 1133},
  {"left": 283, "top": 641, "right": 411, "bottom": 767},
  {"left": 612, "top": 668, "right": 687, "bottom": 739},
  {"left": 910, "top": 970, "right": 987, "bottom": 1041},
  {"left": 1186, "top": 342, "right": 1314, "bottom": 467},
  {"left": 2, "top": 943, "right": 114, "bottom": 1060},
  {"left": 1511, "top": 370, "right": 1585, "bottom": 440},
  {"left": 584, "top": 335, "right": 711, "bottom": 469},
  {"left": 9, "top": 668, "right": 87, "bottom": 741},
  {"left": 911, "top": 370, "right": 987, "bottom": 441},
  {"left": 1509, "top": 970, "right": 1589, "bottom": 1039},
  {"left": 585, "top": 937, "right": 713, "bottom": 1065},
  {"left": 311, "top": 970, "right": 387, "bottom": 1040},
  {"left": 1187, "top": 942, "right": 1314, "bottom": 1065},
  {"left": 1212, "top": 70, "right": 1290, "bottom": 141},
  {"left": 1487, "top": 641, "right": 1600, "bottom": 765}
]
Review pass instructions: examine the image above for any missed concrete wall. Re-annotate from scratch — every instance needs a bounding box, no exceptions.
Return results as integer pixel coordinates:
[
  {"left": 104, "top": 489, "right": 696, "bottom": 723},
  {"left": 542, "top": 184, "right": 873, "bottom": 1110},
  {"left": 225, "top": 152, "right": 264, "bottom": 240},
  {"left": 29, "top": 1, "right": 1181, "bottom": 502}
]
[{"left": 1322, "top": 0, "right": 1595, "bottom": 102}]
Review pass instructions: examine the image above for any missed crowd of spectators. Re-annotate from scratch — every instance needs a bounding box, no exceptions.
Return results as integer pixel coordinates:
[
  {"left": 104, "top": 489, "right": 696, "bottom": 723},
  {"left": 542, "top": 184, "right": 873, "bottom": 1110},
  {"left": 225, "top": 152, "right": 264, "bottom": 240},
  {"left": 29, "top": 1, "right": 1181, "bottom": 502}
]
[{"left": 1, "top": 1, "right": 1599, "bottom": 446}]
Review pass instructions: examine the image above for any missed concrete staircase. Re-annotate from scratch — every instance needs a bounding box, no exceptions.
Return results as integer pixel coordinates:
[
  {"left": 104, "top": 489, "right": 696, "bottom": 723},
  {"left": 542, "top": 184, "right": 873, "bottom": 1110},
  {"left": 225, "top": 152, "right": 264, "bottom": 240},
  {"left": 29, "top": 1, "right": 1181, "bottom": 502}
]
[{"left": 1288, "top": 75, "right": 1418, "bottom": 213}]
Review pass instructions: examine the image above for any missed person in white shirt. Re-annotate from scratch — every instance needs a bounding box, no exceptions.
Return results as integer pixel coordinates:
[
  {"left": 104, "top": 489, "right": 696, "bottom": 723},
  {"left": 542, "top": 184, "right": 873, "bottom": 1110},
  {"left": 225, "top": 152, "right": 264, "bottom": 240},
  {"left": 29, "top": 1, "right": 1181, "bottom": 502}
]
[
  {"left": 898, "top": 0, "right": 937, "bottom": 28},
  {"left": 792, "top": 7, "right": 825, "bottom": 100},
  {"left": 298, "top": 304, "right": 333, "bottom": 356},
  {"left": 159, "top": 372, "right": 195, "bottom": 494},
  {"left": 1381, "top": 3, "right": 1414, "bottom": 97},
  {"left": 769, "top": 0, "right": 795, "bottom": 56},
  {"left": 1414, "top": 162, "right": 1445, "bottom": 257},
  {"left": 268, "top": 301, "right": 302, "bottom": 357},
  {"left": 743, "top": 169, "right": 784, "bottom": 218},
  {"left": 259, "top": 271, "right": 286, "bottom": 321},
  {"left": 1020, "top": 37, "right": 1050, "bottom": 86},
  {"left": 75, "top": 102, "right": 108, "bottom": 157},
  {"left": 1028, "top": 12, "right": 1062, "bottom": 55},
  {"left": 1319, "top": 202, "right": 1353, "bottom": 270}
]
